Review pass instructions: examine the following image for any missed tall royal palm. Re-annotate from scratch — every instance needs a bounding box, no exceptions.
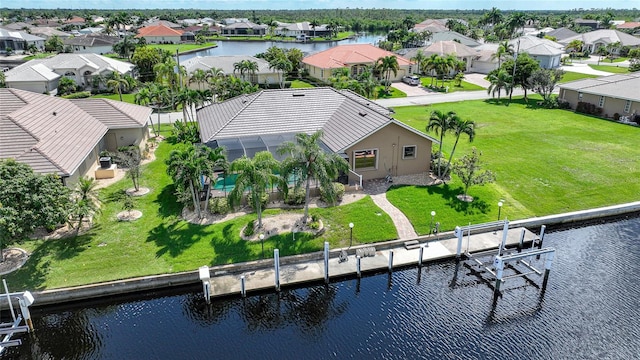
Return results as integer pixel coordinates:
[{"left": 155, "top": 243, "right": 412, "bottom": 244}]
[
  {"left": 278, "top": 130, "right": 349, "bottom": 222},
  {"left": 427, "top": 110, "right": 455, "bottom": 179},
  {"left": 411, "top": 50, "right": 427, "bottom": 76},
  {"left": 166, "top": 144, "right": 210, "bottom": 219},
  {"left": 229, "top": 151, "right": 282, "bottom": 229},
  {"left": 492, "top": 41, "right": 514, "bottom": 69},
  {"left": 443, "top": 115, "right": 476, "bottom": 179}
]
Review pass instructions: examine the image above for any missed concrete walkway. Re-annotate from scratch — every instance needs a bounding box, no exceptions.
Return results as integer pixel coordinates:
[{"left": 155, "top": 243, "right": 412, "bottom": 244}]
[
  {"left": 560, "top": 63, "right": 612, "bottom": 76},
  {"left": 369, "top": 193, "right": 418, "bottom": 240}
]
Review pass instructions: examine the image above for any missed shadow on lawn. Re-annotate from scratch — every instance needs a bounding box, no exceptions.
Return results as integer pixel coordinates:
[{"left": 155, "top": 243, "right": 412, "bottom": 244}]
[
  {"left": 424, "top": 184, "right": 490, "bottom": 215},
  {"left": 7, "top": 229, "right": 95, "bottom": 290},
  {"left": 483, "top": 97, "right": 543, "bottom": 109},
  {"left": 147, "top": 219, "right": 214, "bottom": 258},
  {"left": 155, "top": 184, "right": 182, "bottom": 218}
]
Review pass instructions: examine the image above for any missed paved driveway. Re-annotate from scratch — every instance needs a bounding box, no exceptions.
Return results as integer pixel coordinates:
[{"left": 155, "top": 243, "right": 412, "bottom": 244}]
[{"left": 391, "top": 82, "right": 434, "bottom": 97}]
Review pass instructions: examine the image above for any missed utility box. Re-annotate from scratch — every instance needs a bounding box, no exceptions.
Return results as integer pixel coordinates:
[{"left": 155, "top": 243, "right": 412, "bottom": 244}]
[{"left": 99, "top": 157, "right": 112, "bottom": 169}]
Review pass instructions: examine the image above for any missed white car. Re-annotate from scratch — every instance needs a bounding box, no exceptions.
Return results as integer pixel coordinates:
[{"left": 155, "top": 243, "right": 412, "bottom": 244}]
[{"left": 402, "top": 75, "right": 420, "bottom": 86}]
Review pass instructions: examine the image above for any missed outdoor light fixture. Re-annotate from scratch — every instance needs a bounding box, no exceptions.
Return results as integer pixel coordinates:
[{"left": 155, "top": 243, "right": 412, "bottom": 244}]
[
  {"left": 497, "top": 201, "right": 504, "bottom": 221},
  {"left": 349, "top": 222, "right": 354, "bottom": 248},
  {"left": 259, "top": 234, "right": 265, "bottom": 259},
  {"left": 429, "top": 211, "right": 436, "bottom": 236}
]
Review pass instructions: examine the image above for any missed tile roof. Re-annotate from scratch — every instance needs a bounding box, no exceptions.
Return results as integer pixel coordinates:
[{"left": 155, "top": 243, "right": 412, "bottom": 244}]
[
  {"left": 430, "top": 31, "right": 481, "bottom": 47},
  {"left": 197, "top": 87, "right": 435, "bottom": 154},
  {"left": 420, "top": 40, "right": 479, "bottom": 57},
  {"left": 0, "top": 28, "right": 45, "bottom": 42},
  {"left": 617, "top": 22, "right": 640, "bottom": 29},
  {"left": 136, "top": 24, "right": 184, "bottom": 38},
  {"left": 546, "top": 27, "right": 579, "bottom": 41},
  {"left": 303, "top": 44, "right": 413, "bottom": 70},
  {"left": 63, "top": 34, "right": 120, "bottom": 47},
  {"left": 558, "top": 29, "right": 640, "bottom": 47},
  {"left": 5, "top": 54, "right": 134, "bottom": 83},
  {"left": 182, "top": 55, "right": 281, "bottom": 75},
  {"left": 560, "top": 73, "right": 640, "bottom": 102},
  {"left": 0, "top": 89, "right": 150, "bottom": 177},
  {"left": 28, "top": 27, "right": 72, "bottom": 38}
]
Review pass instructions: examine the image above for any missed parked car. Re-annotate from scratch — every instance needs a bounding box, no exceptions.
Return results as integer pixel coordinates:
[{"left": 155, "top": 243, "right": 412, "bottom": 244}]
[{"left": 402, "top": 75, "right": 420, "bottom": 86}]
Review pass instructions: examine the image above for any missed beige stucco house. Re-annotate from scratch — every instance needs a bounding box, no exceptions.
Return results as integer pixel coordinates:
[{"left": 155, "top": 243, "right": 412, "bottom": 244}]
[
  {"left": 196, "top": 87, "right": 437, "bottom": 184},
  {"left": 0, "top": 89, "right": 151, "bottom": 186},
  {"left": 302, "top": 44, "right": 415, "bottom": 83},
  {"left": 182, "top": 55, "right": 282, "bottom": 88},
  {"left": 559, "top": 73, "right": 640, "bottom": 120}
]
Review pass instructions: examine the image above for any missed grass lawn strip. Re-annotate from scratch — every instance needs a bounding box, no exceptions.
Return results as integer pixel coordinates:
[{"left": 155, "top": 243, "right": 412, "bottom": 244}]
[{"left": 588, "top": 64, "right": 630, "bottom": 73}]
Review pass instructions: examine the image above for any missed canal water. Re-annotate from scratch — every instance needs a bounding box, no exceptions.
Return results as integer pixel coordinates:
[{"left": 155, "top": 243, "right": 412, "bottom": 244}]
[
  {"left": 4, "top": 216, "right": 640, "bottom": 359},
  {"left": 178, "top": 34, "right": 386, "bottom": 61}
]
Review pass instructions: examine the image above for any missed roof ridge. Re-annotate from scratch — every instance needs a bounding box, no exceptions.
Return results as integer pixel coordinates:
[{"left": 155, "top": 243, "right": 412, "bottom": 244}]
[
  {"left": 26, "top": 145, "right": 66, "bottom": 175},
  {"left": 5, "top": 113, "right": 40, "bottom": 142},
  {"left": 209, "top": 91, "right": 262, "bottom": 139}
]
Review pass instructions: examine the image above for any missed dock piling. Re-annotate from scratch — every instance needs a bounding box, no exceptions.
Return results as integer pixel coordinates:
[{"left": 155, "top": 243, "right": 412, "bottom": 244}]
[
  {"left": 240, "top": 276, "right": 246, "bottom": 297},
  {"left": 356, "top": 255, "right": 361, "bottom": 277},
  {"left": 388, "top": 250, "right": 394, "bottom": 272},
  {"left": 418, "top": 246, "right": 424, "bottom": 266},
  {"left": 198, "top": 266, "right": 210, "bottom": 303},
  {"left": 455, "top": 226, "right": 463, "bottom": 258},
  {"left": 323, "top": 242, "right": 329, "bottom": 283},
  {"left": 274, "top": 249, "right": 280, "bottom": 291}
]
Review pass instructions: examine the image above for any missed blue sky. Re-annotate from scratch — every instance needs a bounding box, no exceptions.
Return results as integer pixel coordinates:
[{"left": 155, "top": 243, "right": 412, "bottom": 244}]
[{"left": 9, "top": 0, "right": 634, "bottom": 10}]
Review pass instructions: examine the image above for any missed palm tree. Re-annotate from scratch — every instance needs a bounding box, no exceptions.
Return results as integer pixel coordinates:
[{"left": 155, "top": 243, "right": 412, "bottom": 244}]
[
  {"left": 200, "top": 146, "right": 227, "bottom": 215},
  {"left": 507, "top": 12, "right": 527, "bottom": 37},
  {"left": 487, "top": 69, "right": 512, "bottom": 99},
  {"left": 228, "top": 151, "right": 282, "bottom": 229},
  {"left": 566, "top": 39, "right": 584, "bottom": 58},
  {"left": 427, "top": 110, "right": 455, "bottom": 179},
  {"left": 70, "top": 177, "right": 101, "bottom": 235},
  {"left": 411, "top": 50, "right": 427, "bottom": 76},
  {"left": 278, "top": 130, "right": 349, "bottom": 222},
  {"left": 423, "top": 54, "right": 441, "bottom": 86},
  {"left": 189, "top": 69, "right": 207, "bottom": 90},
  {"left": 268, "top": 56, "right": 292, "bottom": 89},
  {"left": 106, "top": 72, "right": 129, "bottom": 101},
  {"left": 492, "top": 40, "right": 514, "bottom": 69},
  {"left": 166, "top": 144, "right": 211, "bottom": 219},
  {"left": 375, "top": 55, "right": 399, "bottom": 93},
  {"left": 443, "top": 115, "right": 476, "bottom": 179},
  {"left": 310, "top": 19, "right": 319, "bottom": 38}
]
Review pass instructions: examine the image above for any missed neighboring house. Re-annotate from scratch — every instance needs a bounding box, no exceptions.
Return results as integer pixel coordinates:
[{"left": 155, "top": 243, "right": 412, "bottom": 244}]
[
  {"left": 558, "top": 73, "right": 640, "bottom": 119},
  {"left": 63, "top": 34, "right": 120, "bottom": 54},
  {"left": 545, "top": 27, "right": 579, "bottom": 41},
  {"left": 0, "top": 28, "right": 45, "bottom": 53},
  {"left": 402, "top": 41, "right": 478, "bottom": 72},
  {"left": 559, "top": 30, "right": 640, "bottom": 54},
  {"left": 145, "top": 19, "right": 183, "bottom": 29},
  {"left": 182, "top": 55, "right": 282, "bottom": 87},
  {"left": 135, "top": 24, "right": 183, "bottom": 44},
  {"left": 275, "top": 22, "right": 331, "bottom": 38},
  {"left": 617, "top": 22, "right": 640, "bottom": 35},
  {"left": 28, "top": 27, "right": 72, "bottom": 40},
  {"left": 470, "top": 36, "right": 564, "bottom": 74},
  {"left": 0, "top": 88, "right": 150, "bottom": 186},
  {"left": 302, "top": 44, "right": 415, "bottom": 83},
  {"left": 429, "top": 31, "right": 481, "bottom": 47},
  {"left": 1, "top": 22, "right": 33, "bottom": 31},
  {"left": 64, "top": 16, "right": 86, "bottom": 27},
  {"left": 78, "top": 27, "right": 104, "bottom": 35},
  {"left": 574, "top": 19, "right": 599, "bottom": 30},
  {"left": 221, "top": 21, "right": 267, "bottom": 36},
  {"left": 413, "top": 19, "right": 450, "bottom": 33},
  {"left": 5, "top": 53, "right": 134, "bottom": 95},
  {"left": 197, "top": 87, "right": 438, "bottom": 183}
]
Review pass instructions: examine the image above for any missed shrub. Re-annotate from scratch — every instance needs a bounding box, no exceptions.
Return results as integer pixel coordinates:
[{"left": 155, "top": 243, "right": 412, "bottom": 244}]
[
  {"left": 62, "top": 91, "right": 91, "bottom": 99},
  {"left": 243, "top": 220, "right": 255, "bottom": 237},
  {"left": 575, "top": 102, "right": 602, "bottom": 116},
  {"left": 557, "top": 98, "right": 572, "bottom": 110},
  {"left": 172, "top": 121, "right": 200, "bottom": 144},
  {"left": 247, "top": 192, "right": 269, "bottom": 210},
  {"left": 320, "top": 182, "right": 345, "bottom": 205},
  {"left": 613, "top": 113, "right": 620, "bottom": 121},
  {"left": 285, "top": 187, "right": 306, "bottom": 205},
  {"left": 209, "top": 197, "right": 230, "bottom": 214}
]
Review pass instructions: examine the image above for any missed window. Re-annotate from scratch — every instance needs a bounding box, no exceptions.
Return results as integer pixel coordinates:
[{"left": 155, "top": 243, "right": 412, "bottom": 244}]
[
  {"left": 599, "top": 96, "right": 605, "bottom": 107},
  {"left": 354, "top": 149, "right": 378, "bottom": 170},
  {"left": 403, "top": 145, "right": 416, "bottom": 159},
  {"left": 624, "top": 100, "right": 631, "bottom": 113},
  {"left": 578, "top": 92, "right": 583, "bottom": 100}
]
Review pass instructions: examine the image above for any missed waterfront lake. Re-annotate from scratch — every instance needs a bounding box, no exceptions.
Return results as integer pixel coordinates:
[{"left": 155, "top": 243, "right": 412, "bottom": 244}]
[
  {"left": 178, "top": 34, "right": 386, "bottom": 61},
  {"left": 4, "top": 216, "right": 639, "bottom": 359}
]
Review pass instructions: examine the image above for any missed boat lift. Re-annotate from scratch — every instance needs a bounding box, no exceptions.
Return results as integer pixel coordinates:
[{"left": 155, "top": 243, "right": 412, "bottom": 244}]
[
  {"left": 453, "top": 221, "right": 556, "bottom": 299},
  {"left": 0, "top": 280, "right": 35, "bottom": 355}
]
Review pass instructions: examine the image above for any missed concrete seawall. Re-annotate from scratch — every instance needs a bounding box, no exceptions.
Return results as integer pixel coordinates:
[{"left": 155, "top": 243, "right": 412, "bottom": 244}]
[{"left": 27, "top": 201, "right": 640, "bottom": 307}]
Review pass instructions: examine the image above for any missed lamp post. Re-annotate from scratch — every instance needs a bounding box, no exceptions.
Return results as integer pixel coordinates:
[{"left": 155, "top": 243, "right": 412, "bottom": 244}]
[
  {"left": 259, "top": 234, "right": 265, "bottom": 259},
  {"left": 497, "top": 201, "right": 504, "bottom": 221},
  {"left": 349, "top": 222, "right": 354, "bottom": 248},
  {"left": 429, "top": 211, "right": 436, "bottom": 236}
]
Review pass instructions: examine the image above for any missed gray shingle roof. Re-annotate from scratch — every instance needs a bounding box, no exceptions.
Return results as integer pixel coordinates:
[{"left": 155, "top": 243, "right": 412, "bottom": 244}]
[
  {"left": 546, "top": 27, "right": 578, "bottom": 41},
  {"left": 5, "top": 54, "right": 134, "bottom": 83},
  {"left": 558, "top": 29, "right": 640, "bottom": 47},
  {"left": 0, "top": 88, "right": 150, "bottom": 177},
  {"left": 430, "top": 31, "right": 481, "bottom": 47},
  {"left": 71, "top": 98, "right": 152, "bottom": 129},
  {"left": 197, "top": 87, "right": 436, "bottom": 154},
  {"left": 560, "top": 73, "right": 640, "bottom": 101}
]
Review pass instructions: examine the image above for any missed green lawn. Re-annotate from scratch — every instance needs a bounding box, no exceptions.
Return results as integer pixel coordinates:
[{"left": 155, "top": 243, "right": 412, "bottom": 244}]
[
  {"left": 148, "top": 42, "right": 216, "bottom": 54},
  {"left": 420, "top": 77, "right": 485, "bottom": 92},
  {"left": 290, "top": 80, "right": 315, "bottom": 88},
  {"left": 559, "top": 71, "right": 599, "bottom": 83},
  {"left": 6, "top": 140, "right": 396, "bottom": 290},
  {"left": 588, "top": 64, "right": 630, "bottom": 73},
  {"left": 91, "top": 93, "right": 137, "bottom": 104},
  {"left": 390, "top": 97, "right": 640, "bottom": 234},
  {"left": 376, "top": 86, "right": 406, "bottom": 98},
  {"left": 23, "top": 52, "right": 56, "bottom": 61}
]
